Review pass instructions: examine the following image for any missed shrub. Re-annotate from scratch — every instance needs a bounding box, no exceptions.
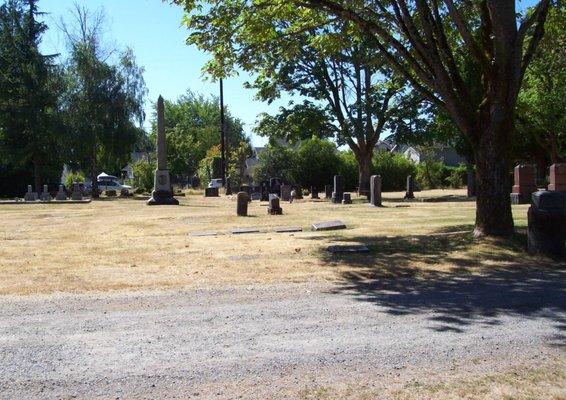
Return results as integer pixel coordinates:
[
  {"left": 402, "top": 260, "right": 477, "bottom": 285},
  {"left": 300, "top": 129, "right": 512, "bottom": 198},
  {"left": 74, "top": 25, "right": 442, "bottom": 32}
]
[
  {"left": 253, "top": 145, "right": 296, "bottom": 184},
  {"left": 445, "top": 164, "right": 467, "bottom": 188},
  {"left": 337, "top": 150, "right": 359, "bottom": 191},
  {"left": 372, "top": 151, "right": 417, "bottom": 191},
  {"left": 132, "top": 159, "right": 155, "bottom": 194},
  {"left": 64, "top": 171, "right": 86, "bottom": 188},
  {"left": 293, "top": 137, "right": 340, "bottom": 189},
  {"left": 415, "top": 157, "right": 445, "bottom": 189}
]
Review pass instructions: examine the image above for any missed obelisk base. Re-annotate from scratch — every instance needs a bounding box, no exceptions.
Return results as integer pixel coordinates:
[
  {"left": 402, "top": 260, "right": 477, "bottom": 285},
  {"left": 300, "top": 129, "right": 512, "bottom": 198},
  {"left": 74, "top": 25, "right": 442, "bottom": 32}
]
[{"left": 147, "top": 169, "right": 179, "bottom": 205}]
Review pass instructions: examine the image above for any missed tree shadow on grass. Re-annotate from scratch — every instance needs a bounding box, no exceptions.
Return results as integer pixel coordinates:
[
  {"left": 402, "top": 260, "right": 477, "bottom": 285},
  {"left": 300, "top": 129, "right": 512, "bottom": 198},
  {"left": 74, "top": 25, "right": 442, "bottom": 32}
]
[{"left": 314, "top": 227, "right": 566, "bottom": 333}]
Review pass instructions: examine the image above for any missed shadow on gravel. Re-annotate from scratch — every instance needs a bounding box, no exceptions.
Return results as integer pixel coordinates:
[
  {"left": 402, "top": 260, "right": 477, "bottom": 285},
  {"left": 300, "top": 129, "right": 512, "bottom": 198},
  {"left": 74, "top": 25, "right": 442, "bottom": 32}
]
[{"left": 317, "top": 227, "right": 566, "bottom": 333}]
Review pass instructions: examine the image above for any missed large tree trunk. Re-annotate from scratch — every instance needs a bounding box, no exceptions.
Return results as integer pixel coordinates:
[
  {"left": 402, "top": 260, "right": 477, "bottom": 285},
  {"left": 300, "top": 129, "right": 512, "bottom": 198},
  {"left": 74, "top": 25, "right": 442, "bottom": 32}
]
[
  {"left": 356, "top": 150, "right": 372, "bottom": 199},
  {"left": 466, "top": 160, "right": 475, "bottom": 198},
  {"left": 33, "top": 154, "right": 41, "bottom": 194},
  {"left": 473, "top": 116, "right": 514, "bottom": 237}
]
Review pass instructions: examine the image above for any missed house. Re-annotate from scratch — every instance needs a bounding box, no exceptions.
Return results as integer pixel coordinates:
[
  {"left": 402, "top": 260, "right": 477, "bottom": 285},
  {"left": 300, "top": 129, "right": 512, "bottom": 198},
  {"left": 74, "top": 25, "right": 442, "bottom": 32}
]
[{"left": 376, "top": 138, "right": 465, "bottom": 166}]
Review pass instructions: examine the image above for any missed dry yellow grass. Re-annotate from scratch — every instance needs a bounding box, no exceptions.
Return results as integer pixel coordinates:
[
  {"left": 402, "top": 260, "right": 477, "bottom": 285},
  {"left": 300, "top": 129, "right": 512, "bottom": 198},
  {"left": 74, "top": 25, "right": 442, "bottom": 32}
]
[{"left": 0, "top": 188, "right": 557, "bottom": 295}]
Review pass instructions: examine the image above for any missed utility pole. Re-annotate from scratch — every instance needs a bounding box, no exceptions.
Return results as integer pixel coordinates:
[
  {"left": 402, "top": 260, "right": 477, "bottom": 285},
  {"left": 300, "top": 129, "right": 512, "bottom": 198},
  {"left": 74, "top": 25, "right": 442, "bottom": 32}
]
[{"left": 219, "top": 78, "right": 226, "bottom": 186}]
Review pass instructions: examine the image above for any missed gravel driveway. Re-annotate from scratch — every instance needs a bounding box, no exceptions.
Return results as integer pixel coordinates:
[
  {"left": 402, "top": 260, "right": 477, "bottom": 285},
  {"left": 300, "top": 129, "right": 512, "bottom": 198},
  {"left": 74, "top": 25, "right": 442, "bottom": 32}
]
[{"left": 0, "top": 272, "right": 564, "bottom": 399}]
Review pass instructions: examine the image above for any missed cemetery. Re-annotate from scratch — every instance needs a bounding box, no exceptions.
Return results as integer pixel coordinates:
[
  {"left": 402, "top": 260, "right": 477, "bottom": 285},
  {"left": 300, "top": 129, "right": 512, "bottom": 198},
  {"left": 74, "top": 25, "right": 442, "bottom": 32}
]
[{"left": 0, "top": 0, "right": 564, "bottom": 399}]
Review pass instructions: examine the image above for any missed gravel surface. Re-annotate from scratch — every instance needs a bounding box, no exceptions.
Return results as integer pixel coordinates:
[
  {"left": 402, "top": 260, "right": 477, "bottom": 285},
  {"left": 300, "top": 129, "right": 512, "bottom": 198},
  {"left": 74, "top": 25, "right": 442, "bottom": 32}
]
[{"left": 0, "top": 277, "right": 564, "bottom": 399}]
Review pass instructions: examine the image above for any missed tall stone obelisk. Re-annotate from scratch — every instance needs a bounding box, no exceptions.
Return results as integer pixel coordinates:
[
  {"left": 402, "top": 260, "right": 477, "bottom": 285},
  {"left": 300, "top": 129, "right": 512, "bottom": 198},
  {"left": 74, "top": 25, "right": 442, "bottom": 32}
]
[{"left": 147, "top": 96, "right": 179, "bottom": 205}]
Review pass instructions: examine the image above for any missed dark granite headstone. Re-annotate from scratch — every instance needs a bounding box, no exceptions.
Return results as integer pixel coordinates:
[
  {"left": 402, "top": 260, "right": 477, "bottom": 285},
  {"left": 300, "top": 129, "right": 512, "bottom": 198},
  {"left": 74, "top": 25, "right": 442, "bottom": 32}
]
[
  {"left": 370, "top": 175, "right": 382, "bottom": 207},
  {"left": 511, "top": 164, "right": 537, "bottom": 204},
  {"left": 310, "top": 186, "right": 319, "bottom": 199},
  {"left": 250, "top": 192, "right": 261, "bottom": 201},
  {"left": 342, "top": 192, "right": 352, "bottom": 204},
  {"left": 527, "top": 190, "right": 566, "bottom": 259},
  {"left": 268, "top": 195, "right": 283, "bottom": 215},
  {"left": 331, "top": 175, "right": 344, "bottom": 204},
  {"left": 24, "top": 185, "right": 38, "bottom": 202},
  {"left": 404, "top": 175, "right": 415, "bottom": 199},
  {"left": 280, "top": 184, "right": 292, "bottom": 201},
  {"left": 205, "top": 187, "right": 219, "bottom": 197},
  {"left": 55, "top": 184, "right": 67, "bottom": 201},
  {"left": 294, "top": 187, "right": 303, "bottom": 200},
  {"left": 71, "top": 183, "right": 83, "bottom": 201},
  {"left": 237, "top": 191, "right": 249, "bottom": 216}
]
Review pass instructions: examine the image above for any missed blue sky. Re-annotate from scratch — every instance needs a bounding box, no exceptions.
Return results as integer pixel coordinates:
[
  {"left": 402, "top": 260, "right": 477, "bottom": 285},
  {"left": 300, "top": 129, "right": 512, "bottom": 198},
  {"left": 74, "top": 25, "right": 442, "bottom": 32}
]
[{"left": 38, "top": 0, "right": 540, "bottom": 147}]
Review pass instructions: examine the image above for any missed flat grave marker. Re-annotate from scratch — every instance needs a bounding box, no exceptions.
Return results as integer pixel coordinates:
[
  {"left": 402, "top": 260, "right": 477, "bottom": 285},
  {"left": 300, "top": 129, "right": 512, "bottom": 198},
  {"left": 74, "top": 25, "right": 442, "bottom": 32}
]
[
  {"left": 327, "top": 245, "right": 370, "bottom": 254},
  {"left": 312, "top": 220, "right": 347, "bottom": 231}
]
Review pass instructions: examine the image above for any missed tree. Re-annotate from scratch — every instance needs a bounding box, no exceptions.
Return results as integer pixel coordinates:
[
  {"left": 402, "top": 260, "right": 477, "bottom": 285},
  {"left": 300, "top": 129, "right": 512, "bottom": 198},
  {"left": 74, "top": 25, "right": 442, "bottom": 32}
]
[
  {"left": 293, "top": 137, "right": 340, "bottom": 189},
  {"left": 254, "top": 101, "right": 335, "bottom": 145},
  {"left": 517, "top": 4, "right": 565, "bottom": 165},
  {"left": 0, "top": 0, "right": 65, "bottom": 194},
  {"left": 151, "top": 91, "right": 246, "bottom": 180},
  {"left": 296, "top": 0, "right": 551, "bottom": 237},
  {"left": 228, "top": 140, "right": 253, "bottom": 186},
  {"left": 253, "top": 145, "right": 296, "bottom": 184},
  {"left": 174, "top": 0, "right": 552, "bottom": 237},
  {"left": 62, "top": 5, "right": 147, "bottom": 197},
  {"left": 174, "top": 1, "right": 418, "bottom": 197}
]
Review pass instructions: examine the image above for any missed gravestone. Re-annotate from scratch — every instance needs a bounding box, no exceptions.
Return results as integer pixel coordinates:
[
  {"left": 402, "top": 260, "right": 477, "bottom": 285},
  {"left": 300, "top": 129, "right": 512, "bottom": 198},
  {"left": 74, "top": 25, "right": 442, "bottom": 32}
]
[
  {"left": 225, "top": 177, "right": 232, "bottom": 195},
  {"left": 311, "top": 186, "right": 319, "bottom": 199},
  {"left": 327, "top": 245, "right": 370, "bottom": 254},
  {"left": 189, "top": 231, "right": 220, "bottom": 237},
  {"left": 294, "top": 187, "right": 303, "bottom": 200},
  {"left": 250, "top": 192, "right": 261, "bottom": 201},
  {"left": 549, "top": 163, "right": 566, "bottom": 192},
  {"left": 24, "top": 185, "right": 38, "bottom": 202},
  {"left": 370, "top": 175, "right": 382, "bottom": 207},
  {"left": 231, "top": 227, "right": 260, "bottom": 234},
  {"left": 280, "top": 184, "right": 292, "bottom": 202},
  {"left": 511, "top": 164, "right": 537, "bottom": 204},
  {"left": 40, "top": 185, "right": 52, "bottom": 202},
  {"left": 148, "top": 96, "right": 179, "bottom": 205},
  {"left": 71, "top": 183, "right": 83, "bottom": 201},
  {"left": 404, "top": 175, "right": 415, "bottom": 199},
  {"left": 312, "top": 220, "right": 347, "bottom": 231},
  {"left": 342, "top": 192, "right": 352, "bottom": 204},
  {"left": 237, "top": 191, "right": 249, "bottom": 216},
  {"left": 55, "top": 185, "right": 67, "bottom": 201},
  {"left": 260, "top": 181, "right": 269, "bottom": 201},
  {"left": 274, "top": 226, "right": 302, "bottom": 233},
  {"left": 331, "top": 175, "right": 344, "bottom": 204},
  {"left": 205, "top": 187, "right": 219, "bottom": 197},
  {"left": 268, "top": 195, "right": 283, "bottom": 215},
  {"left": 325, "top": 185, "right": 332, "bottom": 199},
  {"left": 527, "top": 190, "right": 566, "bottom": 259}
]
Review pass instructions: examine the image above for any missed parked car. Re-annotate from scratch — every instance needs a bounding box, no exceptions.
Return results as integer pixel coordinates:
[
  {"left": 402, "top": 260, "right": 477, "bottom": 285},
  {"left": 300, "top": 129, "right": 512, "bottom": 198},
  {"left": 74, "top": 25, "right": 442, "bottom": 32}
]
[
  {"left": 84, "top": 180, "right": 132, "bottom": 195},
  {"left": 208, "top": 178, "right": 223, "bottom": 189}
]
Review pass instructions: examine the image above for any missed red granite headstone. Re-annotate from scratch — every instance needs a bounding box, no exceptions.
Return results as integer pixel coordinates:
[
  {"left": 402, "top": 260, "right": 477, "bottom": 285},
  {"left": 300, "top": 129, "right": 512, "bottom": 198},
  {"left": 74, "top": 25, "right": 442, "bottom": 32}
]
[
  {"left": 511, "top": 164, "right": 537, "bottom": 204},
  {"left": 548, "top": 163, "right": 566, "bottom": 192},
  {"left": 512, "top": 164, "right": 537, "bottom": 194}
]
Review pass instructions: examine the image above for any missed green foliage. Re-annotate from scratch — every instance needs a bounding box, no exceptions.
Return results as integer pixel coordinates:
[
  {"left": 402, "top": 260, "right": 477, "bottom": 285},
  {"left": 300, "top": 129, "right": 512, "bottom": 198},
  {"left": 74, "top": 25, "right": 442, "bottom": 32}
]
[
  {"left": 293, "top": 137, "right": 340, "bottom": 189},
  {"left": 132, "top": 159, "right": 155, "bottom": 194},
  {"left": 0, "top": 0, "right": 65, "bottom": 193},
  {"left": 415, "top": 150, "right": 445, "bottom": 190},
  {"left": 197, "top": 145, "right": 221, "bottom": 184},
  {"left": 62, "top": 5, "right": 147, "bottom": 193},
  {"left": 151, "top": 91, "right": 246, "bottom": 179},
  {"left": 372, "top": 151, "right": 417, "bottom": 191},
  {"left": 337, "top": 151, "right": 359, "bottom": 191},
  {"left": 445, "top": 164, "right": 467, "bottom": 189},
  {"left": 254, "top": 102, "right": 334, "bottom": 145},
  {"left": 64, "top": 171, "right": 86, "bottom": 188},
  {"left": 228, "top": 140, "right": 253, "bottom": 186},
  {"left": 516, "top": 5, "right": 565, "bottom": 163},
  {"left": 253, "top": 145, "right": 296, "bottom": 184}
]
